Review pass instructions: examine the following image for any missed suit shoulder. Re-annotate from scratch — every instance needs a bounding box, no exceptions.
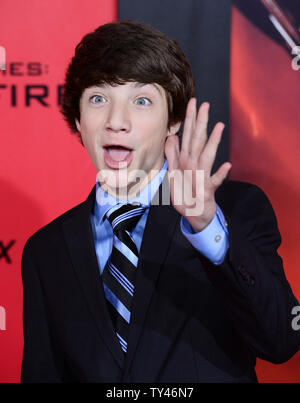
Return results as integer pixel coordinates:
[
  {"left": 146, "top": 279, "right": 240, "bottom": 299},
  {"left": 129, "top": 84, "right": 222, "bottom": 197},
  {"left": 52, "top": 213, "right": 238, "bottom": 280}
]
[
  {"left": 23, "top": 200, "right": 86, "bottom": 252},
  {"left": 216, "top": 179, "right": 274, "bottom": 215},
  {"left": 217, "top": 179, "right": 262, "bottom": 194},
  {"left": 217, "top": 179, "right": 269, "bottom": 200}
]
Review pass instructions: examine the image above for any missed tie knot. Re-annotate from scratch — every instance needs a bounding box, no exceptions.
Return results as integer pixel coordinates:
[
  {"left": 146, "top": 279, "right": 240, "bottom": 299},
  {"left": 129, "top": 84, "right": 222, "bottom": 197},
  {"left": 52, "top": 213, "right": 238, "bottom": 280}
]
[{"left": 106, "top": 203, "right": 146, "bottom": 233}]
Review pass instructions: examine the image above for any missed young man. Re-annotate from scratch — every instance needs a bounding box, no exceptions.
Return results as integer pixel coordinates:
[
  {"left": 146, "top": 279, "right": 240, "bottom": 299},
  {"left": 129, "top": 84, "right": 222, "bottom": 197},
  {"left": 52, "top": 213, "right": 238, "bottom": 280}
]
[{"left": 21, "top": 20, "right": 300, "bottom": 383}]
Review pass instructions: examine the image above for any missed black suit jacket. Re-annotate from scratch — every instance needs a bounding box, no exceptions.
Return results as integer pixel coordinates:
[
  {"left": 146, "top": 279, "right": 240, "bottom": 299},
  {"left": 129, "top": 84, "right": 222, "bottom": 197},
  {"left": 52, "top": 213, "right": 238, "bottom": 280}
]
[{"left": 21, "top": 180, "right": 300, "bottom": 382}]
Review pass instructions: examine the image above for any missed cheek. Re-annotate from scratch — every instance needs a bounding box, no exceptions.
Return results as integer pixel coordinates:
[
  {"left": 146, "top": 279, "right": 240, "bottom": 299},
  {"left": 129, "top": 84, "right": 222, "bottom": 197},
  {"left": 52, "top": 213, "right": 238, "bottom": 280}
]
[
  {"left": 80, "top": 114, "right": 98, "bottom": 133},
  {"left": 137, "top": 113, "right": 168, "bottom": 143},
  {"left": 80, "top": 128, "right": 98, "bottom": 158},
  {"left": 80, "top": 116, "right": 100, "bottom": 144},
  {"left": 150, "top": 122, "right": 169, "bottom": 149}
]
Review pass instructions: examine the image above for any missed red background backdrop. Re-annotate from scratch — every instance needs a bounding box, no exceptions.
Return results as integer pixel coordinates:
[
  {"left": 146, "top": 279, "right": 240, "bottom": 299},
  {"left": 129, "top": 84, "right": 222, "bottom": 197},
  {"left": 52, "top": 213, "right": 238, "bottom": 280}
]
[
  {"left": 0, "top": 0, "right": 117, "bottom": 382},
  {"left": 0, "top": 0, "right": 299, "bottom": 382}
]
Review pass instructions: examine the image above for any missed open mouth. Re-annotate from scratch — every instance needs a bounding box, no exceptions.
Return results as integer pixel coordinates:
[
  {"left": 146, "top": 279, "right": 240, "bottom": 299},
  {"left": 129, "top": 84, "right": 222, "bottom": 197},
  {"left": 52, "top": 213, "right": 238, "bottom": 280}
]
[{"left": 103, "top": 145, "right": 134, "bottom": 169}]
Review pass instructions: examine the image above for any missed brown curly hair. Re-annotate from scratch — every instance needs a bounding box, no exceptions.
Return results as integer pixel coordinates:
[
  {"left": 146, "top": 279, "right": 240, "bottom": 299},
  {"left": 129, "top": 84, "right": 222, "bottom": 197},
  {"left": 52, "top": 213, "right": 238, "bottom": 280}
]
[{"left": 60, "top": 20, "right": 195, "bottom": 143}]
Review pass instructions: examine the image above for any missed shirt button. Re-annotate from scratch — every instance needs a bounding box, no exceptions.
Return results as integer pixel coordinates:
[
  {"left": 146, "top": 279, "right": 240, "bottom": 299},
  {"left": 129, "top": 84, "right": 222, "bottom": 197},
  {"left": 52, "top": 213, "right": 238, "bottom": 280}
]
[
  {"left": 215, "top": 235, "right": 222, "bottom": 242},
  {"left": 224, "top": 221, "right": 228, "bottom": 227}
]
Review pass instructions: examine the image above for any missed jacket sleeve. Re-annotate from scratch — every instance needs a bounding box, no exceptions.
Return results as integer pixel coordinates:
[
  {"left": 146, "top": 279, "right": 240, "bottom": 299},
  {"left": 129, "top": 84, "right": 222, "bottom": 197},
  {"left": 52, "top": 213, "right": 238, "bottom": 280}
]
[
  {"left": 202, "top": 182, "right": 300, "bottom": 364},
  {"left": 21, "top": 238, "right": 62, "bottom": 382}
]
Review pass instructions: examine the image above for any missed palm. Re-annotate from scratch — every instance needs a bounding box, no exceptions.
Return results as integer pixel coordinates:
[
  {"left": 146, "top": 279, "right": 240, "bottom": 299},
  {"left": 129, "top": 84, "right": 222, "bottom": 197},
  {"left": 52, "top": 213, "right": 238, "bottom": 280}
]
[{"left": 164, "top": 99, "right": 231, "bottom": 232}]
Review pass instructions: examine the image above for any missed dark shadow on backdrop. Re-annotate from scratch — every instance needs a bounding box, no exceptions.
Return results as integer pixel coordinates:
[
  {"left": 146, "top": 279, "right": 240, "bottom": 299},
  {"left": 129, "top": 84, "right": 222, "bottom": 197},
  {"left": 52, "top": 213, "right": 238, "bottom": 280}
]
[
  {"left": 118, "top": 0, "right": 231, "bottom": 173},
  {"left": 233, "top": 0, "right": 300, "bottom": 57}
]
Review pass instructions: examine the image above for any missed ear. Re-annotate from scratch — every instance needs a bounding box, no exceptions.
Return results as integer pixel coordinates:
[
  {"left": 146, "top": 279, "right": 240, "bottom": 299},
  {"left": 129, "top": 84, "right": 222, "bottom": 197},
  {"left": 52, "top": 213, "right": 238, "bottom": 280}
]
[
  {"left": 75, "top": 118, "right": 81, "bottom": 132},
  {"left": 167, "top": 121, "right": 181, "bottom": 137}
]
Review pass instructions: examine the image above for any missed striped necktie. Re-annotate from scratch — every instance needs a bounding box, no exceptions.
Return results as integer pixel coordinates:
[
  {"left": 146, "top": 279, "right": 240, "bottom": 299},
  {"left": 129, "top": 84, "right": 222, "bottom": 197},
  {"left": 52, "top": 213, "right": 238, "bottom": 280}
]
[{"left": 102, "top": 203, "right": 146, "bottom": 353}]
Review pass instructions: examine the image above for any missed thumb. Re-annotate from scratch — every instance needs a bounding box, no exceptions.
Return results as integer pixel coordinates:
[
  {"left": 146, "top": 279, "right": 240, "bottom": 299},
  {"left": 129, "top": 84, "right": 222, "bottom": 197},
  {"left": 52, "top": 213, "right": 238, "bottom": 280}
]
[
  {"left": 211, "top": 162, "right": 232, "bottom": 189},
  {"left": 165, "top": 134, "right": 180, "bottom": 172}
]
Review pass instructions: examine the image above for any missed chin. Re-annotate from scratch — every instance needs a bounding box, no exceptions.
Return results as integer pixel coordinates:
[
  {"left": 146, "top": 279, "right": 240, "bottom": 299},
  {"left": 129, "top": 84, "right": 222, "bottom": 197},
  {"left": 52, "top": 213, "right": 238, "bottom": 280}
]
[{"left": 97, "top": 168, "right": 128, "bottom": 187}]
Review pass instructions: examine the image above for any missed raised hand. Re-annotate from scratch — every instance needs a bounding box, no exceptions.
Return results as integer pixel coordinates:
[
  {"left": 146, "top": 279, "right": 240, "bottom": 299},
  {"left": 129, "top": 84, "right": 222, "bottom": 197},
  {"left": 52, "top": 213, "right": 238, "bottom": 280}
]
[{"left": 164, "top": 98, "right": 231, "bottom": 232}]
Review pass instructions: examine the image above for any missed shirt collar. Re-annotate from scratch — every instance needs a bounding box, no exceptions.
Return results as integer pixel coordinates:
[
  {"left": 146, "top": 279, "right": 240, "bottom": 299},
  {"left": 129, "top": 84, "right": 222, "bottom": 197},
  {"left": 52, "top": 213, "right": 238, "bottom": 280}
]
[{"left": 94, "top": 158, "right": 168, "bottom": 224}]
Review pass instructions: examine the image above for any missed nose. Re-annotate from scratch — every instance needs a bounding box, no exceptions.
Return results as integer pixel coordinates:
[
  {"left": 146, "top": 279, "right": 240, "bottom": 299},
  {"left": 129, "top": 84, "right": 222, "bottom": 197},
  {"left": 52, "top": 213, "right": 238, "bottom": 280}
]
[{"left": 105, "top": 101, "right": 130, "bottom": 133}]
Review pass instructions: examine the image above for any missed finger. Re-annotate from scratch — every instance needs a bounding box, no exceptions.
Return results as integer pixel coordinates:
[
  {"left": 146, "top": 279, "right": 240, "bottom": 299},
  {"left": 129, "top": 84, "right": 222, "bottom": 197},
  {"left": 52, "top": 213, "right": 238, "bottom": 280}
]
[
  {"left": 200, "top": 122, "right": 225, "bottom": 174},
  {"left": 211, "top": 162, "right": 232, "bottom": 189},
  {"left": 190, "top": 102, "right": 210, "bottom": 160},
  {"left": 181, "top": 98, "right": 197, "bottom": 154},
  {"left": 165, "top": 134, "right": 180, "bottom": 171}
]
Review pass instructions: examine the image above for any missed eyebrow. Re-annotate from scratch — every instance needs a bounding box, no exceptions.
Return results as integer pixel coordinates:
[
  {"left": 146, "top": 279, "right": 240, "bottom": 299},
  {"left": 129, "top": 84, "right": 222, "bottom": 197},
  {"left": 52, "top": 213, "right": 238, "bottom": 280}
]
[
  {"left": 133, "top": 82, "right": 163, "bottom": 96},
  {"left": 87, "top": 82, "right": 163, "bottom": 97}
]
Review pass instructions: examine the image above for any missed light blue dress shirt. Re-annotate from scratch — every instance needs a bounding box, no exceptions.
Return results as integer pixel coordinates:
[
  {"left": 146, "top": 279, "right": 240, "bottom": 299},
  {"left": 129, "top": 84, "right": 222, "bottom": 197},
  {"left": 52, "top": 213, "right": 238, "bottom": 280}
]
[{"left": 90, "top": 159, "right": 229, "bottom": 274}]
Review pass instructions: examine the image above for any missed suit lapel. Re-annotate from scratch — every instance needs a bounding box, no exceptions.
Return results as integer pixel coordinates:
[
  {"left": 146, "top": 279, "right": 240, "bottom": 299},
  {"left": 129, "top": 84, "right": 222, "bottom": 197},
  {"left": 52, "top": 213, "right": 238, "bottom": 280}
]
[
  {"left": 61, "top": 177, "right": 180, "bottom": 373},
  {"left": 124, "top": 175, "right": 180, "bottom": 374},
  {"left": 62, "top": 186, "right": 125, "bottom": 369}
]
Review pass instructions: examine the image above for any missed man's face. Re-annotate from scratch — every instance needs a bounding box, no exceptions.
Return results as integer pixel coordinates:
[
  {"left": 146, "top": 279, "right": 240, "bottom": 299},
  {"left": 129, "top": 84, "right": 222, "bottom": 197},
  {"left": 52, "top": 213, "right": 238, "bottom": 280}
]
[{"left": 76, "top": 82, "right": 180, "bottom": 197}]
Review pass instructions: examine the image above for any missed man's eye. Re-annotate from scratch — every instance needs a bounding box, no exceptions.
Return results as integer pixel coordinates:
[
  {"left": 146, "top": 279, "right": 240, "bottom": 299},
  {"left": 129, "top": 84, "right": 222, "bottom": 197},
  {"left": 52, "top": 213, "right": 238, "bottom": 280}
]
[
  {"left": 135, "top": 97, "right": 151, "bottom": 106},
  {"left": 90, "top": 95, "right": 106, "bottom": 103}
]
